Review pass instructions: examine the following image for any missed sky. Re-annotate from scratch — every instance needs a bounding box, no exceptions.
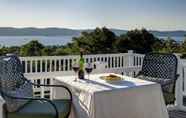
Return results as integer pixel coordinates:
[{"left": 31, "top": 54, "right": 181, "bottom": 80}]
[{"left": 0, "top": 0, "right": 186, "bottom": 30}]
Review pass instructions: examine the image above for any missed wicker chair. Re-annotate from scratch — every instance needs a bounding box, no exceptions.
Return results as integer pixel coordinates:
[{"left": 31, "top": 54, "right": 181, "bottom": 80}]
[
  {"left": 0, "top": 55, "right": 72, "bottom": 118},
  {"left": 136, "top": 53, "right": 179, "bottom": 105}
]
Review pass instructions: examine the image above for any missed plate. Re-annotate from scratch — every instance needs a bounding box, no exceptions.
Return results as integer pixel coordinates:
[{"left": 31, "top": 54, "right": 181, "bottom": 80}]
[{"left": 100, "top": 74, "right": 123, "bottom": 83}]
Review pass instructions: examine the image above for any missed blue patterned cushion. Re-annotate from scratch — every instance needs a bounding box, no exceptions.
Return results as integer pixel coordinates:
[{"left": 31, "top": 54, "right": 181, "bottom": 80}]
[
  {"left": 0, "top": 56, "right": 25, "bottom": 91},
  {"left": 5, "top": 81, "right": 33, "bottom": 112},
  {"left": 0, "top": 55, "right": 33, "bottom": 112},
  {"left": 137, "top": 75, "right": 174, "bottom": 93},
  {"left": 137, "top": 75, "right": 174, "bottom": 85}
]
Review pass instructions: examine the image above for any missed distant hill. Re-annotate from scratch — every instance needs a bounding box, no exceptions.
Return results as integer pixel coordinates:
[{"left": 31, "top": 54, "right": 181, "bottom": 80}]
[
  {"left": 0, "top": 27, "right": 81, "bottom": 36},
  {"left": 0, "top": 27, "right": 185, "bottom": 37}
]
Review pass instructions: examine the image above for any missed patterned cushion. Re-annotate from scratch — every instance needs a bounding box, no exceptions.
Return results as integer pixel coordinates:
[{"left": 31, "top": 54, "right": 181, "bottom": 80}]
[
  {"left": 0, "top": 56, "right": 25, "bottom": 91},
  {"left": 141, "top": 53, "right": 177, "bottom": 80},
  {"left": 137, "top": 53, "right": 177, "bottom": 95},
  {"left": 137, "top": 75, "right": 174, "bottom": 85},
  {"left": 0, "top": 55, "right": 33, "bottom": 112},
  {"left": 4, "top": 81, "right": 33, "bottom": 112},
  {"left": 137, "top": 75, "right": 175, "bottom": 93}
]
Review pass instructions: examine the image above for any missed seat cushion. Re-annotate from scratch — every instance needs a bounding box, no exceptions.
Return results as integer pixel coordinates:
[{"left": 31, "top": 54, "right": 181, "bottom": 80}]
[
  {"left": 0, "top": 55, "right": 32, "bottom": 112},
  {"left": 4, "top": 81, "right": 33, "bottom": 112},
  {"left": 7, "top": 99, "right": 71, "bottom": 118},
  {"left": 137, "top": 75, "right": 174, "bottom": 85},
  {"left": 137, "top": 75, "right": 175, "bottom": 92}
]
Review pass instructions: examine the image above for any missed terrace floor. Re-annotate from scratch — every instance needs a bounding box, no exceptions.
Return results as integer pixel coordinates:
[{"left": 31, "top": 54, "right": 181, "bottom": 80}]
[
  {"left": 169, "top": 97, "right": 186, "bottom": 118},
  {"left": 169, "top": 110, "right": 186, "bottom": 118}
]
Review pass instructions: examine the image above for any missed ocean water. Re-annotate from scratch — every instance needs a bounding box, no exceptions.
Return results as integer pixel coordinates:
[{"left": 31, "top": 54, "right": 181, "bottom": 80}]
[
  {"left": 158, "top": 36, "right": 185, "bottom": 42},
  {"left": 0, "top": 35, "right": 185, "bottom": 47},
  {"left": 0, "top": 36, "right": 75, "bottom": 47}
]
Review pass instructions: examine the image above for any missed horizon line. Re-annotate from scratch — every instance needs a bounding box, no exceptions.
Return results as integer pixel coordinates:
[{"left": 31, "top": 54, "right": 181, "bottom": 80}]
[{"left": 0, "top": 26, "right": 186, "bottom": 32}]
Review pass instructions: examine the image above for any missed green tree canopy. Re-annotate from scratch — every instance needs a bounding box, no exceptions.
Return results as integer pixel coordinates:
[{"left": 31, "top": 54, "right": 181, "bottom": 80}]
[
  {"left": 20, "top": 40, "right": 44, "bottom": 56},
  {"left": 159, "top": 37, "right": 181, "bottom": 53},
  {"left": 117, "top": 28, "right": 160, "bottom": 53},
  {"left": 65, "top": 27, "right": 117, "bottom": 54}
]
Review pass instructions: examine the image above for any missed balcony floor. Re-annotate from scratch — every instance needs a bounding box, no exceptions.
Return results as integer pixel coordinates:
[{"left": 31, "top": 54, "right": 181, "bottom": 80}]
[
  {"left": 169, "top": 110, "right": 186, "bottom": 118},
  {"left": 169, "top": 97, "right": 186, "bottom": 118}
]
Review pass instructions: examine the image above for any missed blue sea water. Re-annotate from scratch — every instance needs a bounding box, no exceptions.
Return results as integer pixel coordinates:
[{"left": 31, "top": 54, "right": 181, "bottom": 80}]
[
  {"left": 158, "top": 36, "right": 185, "bottom": 42},
  {"left": 0, "top": 36, "right": 75, "bottom": 47},
  {"left": 0, "top": 35, "right": 185, "bottom": 47}
]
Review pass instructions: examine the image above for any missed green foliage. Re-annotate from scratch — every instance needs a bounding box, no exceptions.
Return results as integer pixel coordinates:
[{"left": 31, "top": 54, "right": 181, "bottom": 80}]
[
  {"left": 1, "top": 27, "right": 186, "bottom": 57},
  {"left": 0, "top": 46, "right": 20, "bottom": 56},
  {"left": 117, "top": 28, "right": 159, "bottom": 53},
  {"left": 159, "top": 37, "right": 181, "bottom": 53},
  {"left": 41, "top": 47, "right": 53, "bottom": 56},
  {"left": 20, "top": 40, "right": 44, "bottom": 56},
  {"left": 68, "top": 27, "right": 117, "bottom": 54}
]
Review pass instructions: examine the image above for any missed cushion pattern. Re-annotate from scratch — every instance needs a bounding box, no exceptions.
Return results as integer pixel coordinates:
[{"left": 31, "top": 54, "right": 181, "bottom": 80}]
[
  {"left": 136, "top": 53, "right": 178, "bottom": 104},
  {"left": 0, "top": 55, "right": 33, "bottom": 112},
  {"left": 4, "top": 81, "right": 33, "bottom": 112},
  {"left": 137, "top": 75, "right": 175, "bottom": 93},
  {"left": 0, "top": 56, "right": 25, "bottom": 91}
]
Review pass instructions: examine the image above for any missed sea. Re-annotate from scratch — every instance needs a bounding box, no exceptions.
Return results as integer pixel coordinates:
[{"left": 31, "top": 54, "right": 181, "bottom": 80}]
[{"left": 0, "top": 35, "right": 185, "bottom": 47}]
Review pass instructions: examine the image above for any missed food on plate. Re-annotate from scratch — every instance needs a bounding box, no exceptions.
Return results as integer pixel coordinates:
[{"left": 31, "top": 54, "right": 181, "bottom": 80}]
[{"left": 100, "top": 74, "right": 123, "bottom": 81}]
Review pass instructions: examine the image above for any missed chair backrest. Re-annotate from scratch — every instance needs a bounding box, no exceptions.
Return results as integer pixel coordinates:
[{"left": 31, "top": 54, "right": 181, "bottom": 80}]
[
  {"left": 140, "top": 53, "right": 178, "bottom": 80},
  {"left": 0, "top": 55, "right": 33, "bottom": 112}
]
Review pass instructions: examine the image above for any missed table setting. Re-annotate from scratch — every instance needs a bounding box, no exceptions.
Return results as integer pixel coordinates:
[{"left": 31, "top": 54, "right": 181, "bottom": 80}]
[
  {"left": 53, "top": 72, "right": 168, "bottom": 118},
  {"left": 52, "top": 50, "right": 168, "bottom": 118}
]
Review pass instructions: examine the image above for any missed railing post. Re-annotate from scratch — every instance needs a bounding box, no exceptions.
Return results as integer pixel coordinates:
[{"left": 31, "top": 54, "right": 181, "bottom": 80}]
[
  {"left": 128, "top": 50, "right": 134, "bottom": 67},
  {"left": 175, "top": 55, "right": 184, "bottom": 110},
  {"left": 30, "top": 60, "right": 32, "bottom": 73},
  {"left": 25, "top": 60, "right": 28, "bottom": 73},
  {"left": 41, "top": 78, "right": 45, "bottom": 98}
]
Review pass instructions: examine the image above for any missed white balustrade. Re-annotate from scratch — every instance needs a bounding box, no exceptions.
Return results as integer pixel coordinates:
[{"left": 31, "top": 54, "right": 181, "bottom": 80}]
[
  {"left": 18, "top": 51, "right": 144, "bottom": 99},
  {"left": 2, "top": 51, "right": 186, "bottom": 113},
  {"left": 19, "top": 52, "right": 186, "bottom": 111}
]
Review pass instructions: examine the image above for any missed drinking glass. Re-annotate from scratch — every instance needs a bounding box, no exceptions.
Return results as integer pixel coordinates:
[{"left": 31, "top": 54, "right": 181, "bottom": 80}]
[
  {"left": 72, "top": 61, "right": 79, "bottom": 81},
  {"left": 85, "top": 63, "right": 93, "bottom": 80}
]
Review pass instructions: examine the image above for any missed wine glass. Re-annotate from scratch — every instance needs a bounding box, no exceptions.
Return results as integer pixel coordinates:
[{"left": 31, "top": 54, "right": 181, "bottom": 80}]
[
  {"left": 72, "top": 61, "right": 79, "bottom": 82},
  {"left": 85, "top": 63, "right": 93, "bottom": 80}
]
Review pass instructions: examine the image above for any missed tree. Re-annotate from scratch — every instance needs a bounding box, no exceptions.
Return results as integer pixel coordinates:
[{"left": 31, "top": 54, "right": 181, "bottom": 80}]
[
  {"left": 159, "top": 37, "right": 181, "bottom": 53},
  {"left": 117, "top": 28, "right": 160, "bottom": 53},
  {"left": 20, "top": 40, "right": 44, "bottom": 56},
  {"left": 66, "top": 27, "right": 117, "bottom": 54},
  {"left": 41, "top": 47, "right": 53, "bottom": 56}
]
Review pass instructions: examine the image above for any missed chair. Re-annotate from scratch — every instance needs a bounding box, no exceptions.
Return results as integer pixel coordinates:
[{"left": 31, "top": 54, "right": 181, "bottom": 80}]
[
  {"left": 0, "top": 54, "right": 72, "bottom": 118},
  {"left": 136, "top": 53, "right": 179, "bottom": 105}
]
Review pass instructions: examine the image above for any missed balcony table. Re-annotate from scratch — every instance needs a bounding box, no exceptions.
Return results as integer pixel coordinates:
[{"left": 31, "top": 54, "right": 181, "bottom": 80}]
[{"left": 54, "top": 73, "right": 169, "bottom": 118}]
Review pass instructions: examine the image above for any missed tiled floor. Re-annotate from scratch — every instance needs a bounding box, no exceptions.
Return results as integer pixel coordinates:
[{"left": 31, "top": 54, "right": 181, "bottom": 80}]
[
  {"left": 169, "top": 110, "right": 186, "bottom": 118},
  {"left": 169, "top": 97, "right": 186, "bottom": 118}
]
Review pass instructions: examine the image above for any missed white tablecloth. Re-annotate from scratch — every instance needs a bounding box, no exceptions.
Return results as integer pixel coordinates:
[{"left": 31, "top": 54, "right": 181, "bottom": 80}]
[{"left": 54, "top": 73, "right": 169, "bottom": 118}]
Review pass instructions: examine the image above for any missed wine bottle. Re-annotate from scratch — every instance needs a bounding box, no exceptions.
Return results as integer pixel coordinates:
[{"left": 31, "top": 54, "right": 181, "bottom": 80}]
[{"left": 78, "top": 51, "right": 85, "bottom": 79}]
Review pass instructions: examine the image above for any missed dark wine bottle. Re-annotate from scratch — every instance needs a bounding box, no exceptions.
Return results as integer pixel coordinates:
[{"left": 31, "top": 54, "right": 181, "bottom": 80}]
[{"left": 78, "top": 51, "right": 85, "bottom": 79}]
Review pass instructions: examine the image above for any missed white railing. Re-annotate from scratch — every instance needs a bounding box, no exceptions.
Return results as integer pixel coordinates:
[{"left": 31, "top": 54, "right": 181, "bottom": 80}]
[
  {"left": 1, "top": 51, "right": 186, "bottom": 113},
  {"left": 19, "top": 51, "right": 144, "bottom": 98},
  {"left": 19, "top": 51, "right": 186, "bottom": 111}
]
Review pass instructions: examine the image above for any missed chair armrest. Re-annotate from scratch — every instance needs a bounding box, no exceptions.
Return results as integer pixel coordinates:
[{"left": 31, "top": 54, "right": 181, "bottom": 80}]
[{"left": 0, "top": 91, "right": 59, "bottom": 118}]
